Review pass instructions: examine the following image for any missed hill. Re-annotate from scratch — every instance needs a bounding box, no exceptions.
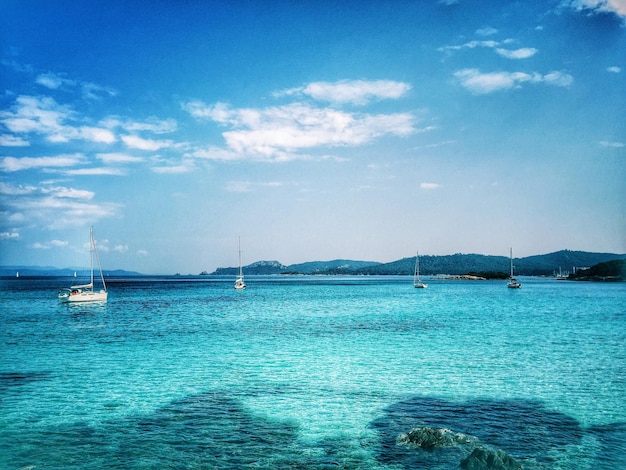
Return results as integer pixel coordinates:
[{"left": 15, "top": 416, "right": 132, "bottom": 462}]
[
  {"left": 0, "top": 265, "right": 143, "bottom": 277},
  {"left": 212, "top": 259, "right": 380, "bottom": 275},
  {"left": 209, "top": 250, "right": 625, "bottom": 277},
  {"left": 568, "top": 259, "right": 626, "bottom": 282}
]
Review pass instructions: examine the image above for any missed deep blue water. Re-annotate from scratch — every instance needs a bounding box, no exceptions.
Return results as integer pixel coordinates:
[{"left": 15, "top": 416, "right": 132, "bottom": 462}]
[{"left": 1, "top": 276, "right": 625, "bottom": 469}]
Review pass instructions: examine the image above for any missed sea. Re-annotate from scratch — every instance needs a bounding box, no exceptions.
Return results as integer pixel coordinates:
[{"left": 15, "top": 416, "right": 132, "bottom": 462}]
[{"left": 1, "top": 275, "right": 624, "bottom": 469}]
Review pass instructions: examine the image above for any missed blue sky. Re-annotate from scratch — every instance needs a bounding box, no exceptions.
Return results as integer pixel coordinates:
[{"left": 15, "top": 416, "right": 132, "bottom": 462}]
[{"left": 1, "top": 0, "right": 625, "bottom": 274}]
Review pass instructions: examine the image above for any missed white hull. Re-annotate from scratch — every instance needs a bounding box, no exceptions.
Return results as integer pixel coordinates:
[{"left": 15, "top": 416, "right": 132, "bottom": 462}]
[
  {"left": 58, "top": 227, "right": 108, "bottom": 303},
  {"left": 234, "top": 237, "right": 246, "bottom": 290},
  {"left": 59, "top": 289, "right": 108, "bottom": 303},
  {"left": 413, "top": 251, "right": 427, "bottom": 288},
  {"left": 507, "top": 279, "right": 521, "bottom": 289},
  {"left": 234, "top": 277, "right": 246, "bottom": 290},
  {"left": 507, "top": 248, "right": 521, "bottom": 288}
]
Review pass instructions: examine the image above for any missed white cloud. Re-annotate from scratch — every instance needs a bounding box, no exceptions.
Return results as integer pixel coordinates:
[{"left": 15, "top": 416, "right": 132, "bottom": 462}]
[
  {"left": 0, "top": 154, "right": 86, "bottom": 172},
  {"left": 440, "top": 40, "right": 538, "bottom": 60},
  {"left": 563, "top": 0, "right": 626, "bottom": 18},
  {"left": 0, "top": 95, "right": 116, "bottom": 144},
  {"left": 280, "top": 80, "right": 412, "bottom": 105},
  {"left": 607, "top": 66, "right": 622, "bottom": 73},
  {"left": 101, "top": 116, "right": 178, "bottom": 134},
  {"left": 34, "top": 72, "right": 116, "bottom": 99},
  {"left": 0, "top": 135, "right": 29, "bottom": 147},
  {"left": 0, "top": 95, "right": 72, "bottom": 135},
  {"left": 0, "top": 231, "right": 20, "bottom": 240},
  {"left": 454, "top": 69, "right": 573, "bottom": 94},
  {"left": 476, "top": 27, "right": 498, "bottom": 36},
  {"left": 421, "top": 182, "right": 441, "bottom": 190},
  {"left": 151, "top": 163, "right": 193, "bottom": 174},
  {"left": 122, "top": 134, "right": 172, "bottom": 151},
  {"left": 80, "top": 82, "right": 117, "bottom": 100},
  {"left": 36, "top": 72, "right": 76, "bottom": 89},
  {"left": 30, "top": 198, "right": 121, "bottom": 230},
  {"left": 96, "top": 152, "right": 145, "bottom": 164},
  {"left": 42, "top": 186, "right": 94, "bottom": 199},
  {"left": 1, "top": 181, "right": 121, "bottom": 231},
  {"left": 0, "top": 182, "right": 38, "bottom": 195},
  {"left": 32, "top": 239, "right": 69, "bottom": 249},
  {"left": 495, "top": 47, "right": 538, "bottom": 59},
  {"left": 78, "top": 126, "right": 116, "bottom": 143},
  {"left": 185, "top": 100, "right": 416, "bottom": 161},
  {"left": 600, "top": 140, "right": 624, "bottom": 147},
  {"left": 543, "top": 71, "right": 574, "bottom": 86},
  {"left": 439, "top": 40, "right": 500, "bottom": 52},
  {"left": 183, "top": 101, "right": 236, "bottom": 123}
]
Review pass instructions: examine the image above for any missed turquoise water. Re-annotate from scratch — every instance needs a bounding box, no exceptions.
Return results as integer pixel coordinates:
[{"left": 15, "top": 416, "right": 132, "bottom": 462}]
[{"left": 1, "top": 276, "right": 624, "bottom": 469}]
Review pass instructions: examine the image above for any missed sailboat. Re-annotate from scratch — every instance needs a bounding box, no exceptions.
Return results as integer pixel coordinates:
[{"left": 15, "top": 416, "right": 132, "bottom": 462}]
[
  {"left": 507, "top": 247, "right": 521, "bottom": 289},
  {"left": 234, "top": 237, "right": 246, "bottom": 290},
  {"left": 414, "top": 251, "right": 428, "bottom": 288},
  {"left": 58, "top": 226, "right": 108, "bottom": 302}
]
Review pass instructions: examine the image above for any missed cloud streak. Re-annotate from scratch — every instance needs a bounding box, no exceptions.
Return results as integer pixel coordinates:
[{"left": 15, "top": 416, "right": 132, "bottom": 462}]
[
  {"left": 279, "top": 79, "right": 412, "bottom": 105},
  {"left": 563, "top": 0, "right": 626, "bottom": 18},
  {"left": 0, "top": 154, "right": 87, "bottom": 172},
  {"left": 0, "top": 95, "right": 115, "bottom": 144},
  {"left": 184, "top": 80, "right": 416, "bottom": 161},
  {"left": 454, "top": 69, "right": 573, "bottom": 94},
  {"left": 440, "top": 39, "right": 537, "bottom": 60}
]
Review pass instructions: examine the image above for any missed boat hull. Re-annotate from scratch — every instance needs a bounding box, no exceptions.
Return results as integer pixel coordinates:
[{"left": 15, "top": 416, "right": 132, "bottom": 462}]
[
  {"left": 58, "top": 289, "right": 108, "bottom": 303},
  {"left": 507, "top": 279, "right": 521, "bottom": 289}
]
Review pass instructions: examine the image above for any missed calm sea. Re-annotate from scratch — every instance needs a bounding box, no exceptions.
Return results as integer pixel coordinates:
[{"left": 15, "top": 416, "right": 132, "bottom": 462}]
[{"left": 1, "top": 276, "right": 624, "bottom": 469}]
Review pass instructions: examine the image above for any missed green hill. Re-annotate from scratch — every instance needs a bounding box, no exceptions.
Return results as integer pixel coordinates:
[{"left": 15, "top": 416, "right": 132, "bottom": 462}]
[
  {"left": 568, "top": 259, "right": 626, "bottom": 281},
  {"left": 208, "top": 250, "right": 624, "bottom": 276}
]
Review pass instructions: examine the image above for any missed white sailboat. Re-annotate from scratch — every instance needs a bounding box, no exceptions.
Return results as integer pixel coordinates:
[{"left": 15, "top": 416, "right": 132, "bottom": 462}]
[
  {"left": 507, "top": 247, "right": 521, "bottom": 289},
  {"left": 414, "top": 251, "right": 428, "bottom": 288},
  {"left": 234, "top": 237, "right": 246, "bottom": 290},
  {"left": 58, "top": 226, "right": 108, "bottom": 302}
]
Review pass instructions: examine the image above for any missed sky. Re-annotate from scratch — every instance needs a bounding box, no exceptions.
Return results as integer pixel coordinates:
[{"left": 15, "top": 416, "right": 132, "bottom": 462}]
[{"left": 1, "top": 0, "right": 625, "bottom": 274}]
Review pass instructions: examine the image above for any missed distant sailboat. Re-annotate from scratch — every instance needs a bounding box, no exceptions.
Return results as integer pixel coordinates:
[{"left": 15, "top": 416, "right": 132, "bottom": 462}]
[
  {"left": 16, "top": 271, "right": 19, "bottom": 278},
  {"left": 234, "top": 237, "right": 246, "bottom": 290},
  {"left": 507, "top": 247, "right": 521, "bottom": 289},
  {"left": 414, "top": 251, "right": 428, "bottom": 288},
  {"left": 58, "top": 226, "right": 108, "bottom": 302}
]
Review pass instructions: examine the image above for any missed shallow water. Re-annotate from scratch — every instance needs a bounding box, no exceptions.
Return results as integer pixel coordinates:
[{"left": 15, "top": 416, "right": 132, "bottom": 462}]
[{"left": 1, "top": 276, "right": 624, "bottom": 468}]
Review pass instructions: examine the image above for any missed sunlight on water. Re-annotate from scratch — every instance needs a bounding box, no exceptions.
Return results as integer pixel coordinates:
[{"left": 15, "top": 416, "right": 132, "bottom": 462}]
[{"left": 1, "top": 276, "right": 625, "bottom": 468}]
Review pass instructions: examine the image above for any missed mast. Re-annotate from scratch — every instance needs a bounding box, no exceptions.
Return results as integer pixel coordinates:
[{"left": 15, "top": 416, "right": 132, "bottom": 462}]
[
  {"left": 90, "top": 226, "right": 94, "bottom": 287},
  {"left": 238, "top": 236, "right": 244, "bottom": 280},
  {"left": 91, "top": 226, "right": 107, "bottom": 292},
  {"left": 510, "top": 247, "right": 514, "bottom": 278},
  {"left": 415, "top": 251, "right": 420, "bottom": 282}
]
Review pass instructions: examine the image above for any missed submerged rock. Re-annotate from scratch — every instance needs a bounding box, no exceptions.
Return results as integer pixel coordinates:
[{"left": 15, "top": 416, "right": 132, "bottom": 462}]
[
  {"left": 398, "top": 426, "right": 477, "bottom": 450},
  {"left": 460, "top": 447, "right": 522, "bottom": 470}
]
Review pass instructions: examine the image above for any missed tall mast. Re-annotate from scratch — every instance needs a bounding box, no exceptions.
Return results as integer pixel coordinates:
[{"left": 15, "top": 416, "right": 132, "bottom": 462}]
[
  {"left": 91, "top": 226, "right": 107, "bottom": 291},
  {"left": 238, "top": 236, "right": 243, "bottom": 278},
  {"left": 90, "top": 226, "right": 94, "bottom": 287}
]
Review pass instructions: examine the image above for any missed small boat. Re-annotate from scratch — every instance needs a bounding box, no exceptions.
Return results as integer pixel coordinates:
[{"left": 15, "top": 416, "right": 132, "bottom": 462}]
[
  {"left": 234, "top": 237, "right": 246, "bottom": 290},
  {"left": 58, "top": 227, "right": 108, "bottom": 302},
  {"left": 507, "top": 247, "right": 521, "bottom": 289},
  {"left": 414, "top": 251, "right": 428, "bottom": 288}
]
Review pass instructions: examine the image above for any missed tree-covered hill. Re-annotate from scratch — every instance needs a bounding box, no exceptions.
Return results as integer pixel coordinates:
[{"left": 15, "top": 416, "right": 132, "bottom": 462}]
[
  {"left": 568, "top": 259, "right": 626, "bottom": 281},
  {"left": 208, "top": 250, "right": 624, "bottom": 276}
]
